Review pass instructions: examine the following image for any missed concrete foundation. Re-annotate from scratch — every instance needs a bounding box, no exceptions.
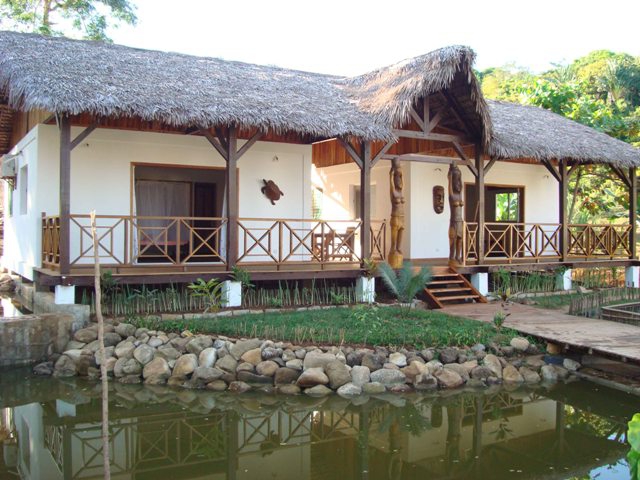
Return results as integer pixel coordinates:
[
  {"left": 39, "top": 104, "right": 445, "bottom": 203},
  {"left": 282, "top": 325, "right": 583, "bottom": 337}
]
[
  {"left": 54, "top": 285, "right": 75, "bottom": 304},
  {"left": 557, "top": 268, "right": 572, "bottom": 291},
  {"left": 221, "top": 281, "right": 242, "bottom": 308},
  {"left": 356, "top": 277, "right": 376, "bottom": 303},
  {"left": 470, "top": 272, "right": 488, "bottom": 296},
  {"left": 625, "top": 266, "right": 639, "bottom": 288},
  {"left": 0, "top": 313, "right": 75, "bottom": 367},
  {"left": 16, "top": 280, "right": 89, "bottom": 331}
]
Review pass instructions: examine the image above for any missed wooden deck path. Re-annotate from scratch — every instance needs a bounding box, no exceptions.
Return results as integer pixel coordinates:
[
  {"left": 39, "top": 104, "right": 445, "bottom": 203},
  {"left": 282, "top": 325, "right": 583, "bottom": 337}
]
[{"left": 442, "top": 302, "right": 640, "bottom": 365}]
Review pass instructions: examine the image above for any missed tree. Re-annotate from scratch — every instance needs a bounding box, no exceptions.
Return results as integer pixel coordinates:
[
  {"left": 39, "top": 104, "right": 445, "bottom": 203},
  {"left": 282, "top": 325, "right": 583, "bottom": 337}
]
[{"left": 0, "top": 0, "right": 137, "bottom": 41}]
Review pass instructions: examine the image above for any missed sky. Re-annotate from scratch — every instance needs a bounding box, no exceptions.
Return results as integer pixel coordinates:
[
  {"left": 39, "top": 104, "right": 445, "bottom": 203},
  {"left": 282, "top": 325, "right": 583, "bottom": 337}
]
[{"left": 108, "top": 0, "right": 639, "bottom": 76}]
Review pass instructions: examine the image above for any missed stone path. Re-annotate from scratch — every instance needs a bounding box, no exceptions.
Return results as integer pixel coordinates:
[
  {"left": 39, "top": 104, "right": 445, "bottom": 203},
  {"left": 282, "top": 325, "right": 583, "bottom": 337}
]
[{"left": 443, "top": 302, "right": 640, "bottom": 365}]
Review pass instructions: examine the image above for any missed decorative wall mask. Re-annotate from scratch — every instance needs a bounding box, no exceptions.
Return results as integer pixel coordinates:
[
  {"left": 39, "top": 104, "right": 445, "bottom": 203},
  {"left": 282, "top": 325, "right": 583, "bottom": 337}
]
[
  {"left": 261, "top": 179, "right": 284, "bottom": 205},
  {"left": 433, "top": 185, "right": 445, "bottom": 214}
]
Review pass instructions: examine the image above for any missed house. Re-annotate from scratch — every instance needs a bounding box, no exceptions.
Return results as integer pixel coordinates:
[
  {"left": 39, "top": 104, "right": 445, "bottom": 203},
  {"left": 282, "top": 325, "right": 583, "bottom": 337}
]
[{"left": 0, "top": 30, "right": 638, "bottom": 306}]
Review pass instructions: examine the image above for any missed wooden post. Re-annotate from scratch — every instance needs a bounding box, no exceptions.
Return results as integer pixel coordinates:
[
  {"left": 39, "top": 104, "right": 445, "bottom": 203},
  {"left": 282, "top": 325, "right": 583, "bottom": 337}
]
[
  {"left": 475, "top": 146, "right": 485, "bottom": 264},
  {"left": 559, "top": 160, "right": 568, "bottom": 261},
  {"left": 226, "top": 125, "right": 238, "bottom": 269},
  {"left": 630, "top": 167, "right": 637, "bottom": 259},
  {"left": 59, "top": 115, "right": 71, "bottom": 276},
  {"left": 360, "top": 141, "right": 372, "bottom": 261}
]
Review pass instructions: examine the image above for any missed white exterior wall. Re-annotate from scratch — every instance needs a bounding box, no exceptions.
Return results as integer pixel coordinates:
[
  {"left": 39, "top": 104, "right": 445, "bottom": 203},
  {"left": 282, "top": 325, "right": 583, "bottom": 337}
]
[
  {"left": 318, "top": 160, "right": 559, "bottom": 261},
  {"left": 2, "top": 124, "right": 312, "bottom": 278}
]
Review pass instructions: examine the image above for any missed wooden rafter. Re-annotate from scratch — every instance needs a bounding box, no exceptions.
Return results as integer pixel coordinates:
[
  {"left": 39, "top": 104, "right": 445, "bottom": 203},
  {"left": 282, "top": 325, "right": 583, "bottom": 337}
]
[
  {"left": 409, "top": 107, "right": 425, "bottom": 131},
  {"left": 70, "top": 121, "right": 98, "bottom": 150},
  {"left": 541, "top": 159, "right": 561, "bottom": 183},
  {"left": 484, "top": 157, "right": 497, "bottom": 174},
  {"left": 199, "top": 128, "right": 228, "bottom": 161},
  {"left": 371, "top": 141, "right": 395, "bottom": 167},
  {"left": 441, "top": 90, "right": 478, "bottom": 138},
  {"left": 236, "top": 130, "right": 263, "bottom": 159},
  {"left": 337, "top": 138, "right": 363, "bottom": 169},
  {"left": 611, "top": 165, "right": 631, "bottom": 189},
  {"left": 452, "top": 141, "right": 478, "bottom": 177}
]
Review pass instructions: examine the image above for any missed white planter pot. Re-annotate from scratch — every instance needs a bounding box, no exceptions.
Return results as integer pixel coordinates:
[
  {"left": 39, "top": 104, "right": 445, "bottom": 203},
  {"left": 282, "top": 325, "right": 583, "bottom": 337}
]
[
  {"left": 221, "top": 280, "right": 242, "bottom": 308},
  {"left": 356, "top": 277, "right": 375, "bottom": 304}
]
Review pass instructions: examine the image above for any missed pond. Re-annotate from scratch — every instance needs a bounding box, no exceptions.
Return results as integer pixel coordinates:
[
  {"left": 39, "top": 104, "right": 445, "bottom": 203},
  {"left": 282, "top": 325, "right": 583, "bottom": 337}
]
[{"left": 0, "top": 368, "right": 637, "bottom": 479}]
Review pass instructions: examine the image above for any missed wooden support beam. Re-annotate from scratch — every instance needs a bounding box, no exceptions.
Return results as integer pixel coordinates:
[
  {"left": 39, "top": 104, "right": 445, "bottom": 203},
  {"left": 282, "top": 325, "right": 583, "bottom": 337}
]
[
  {"left": 630, "top": 167, "right": 637, "bottom": 259},
  {"left": 381, "top": 153, "right": 460, "bottom": 165},
  {"left": 337, "top": 138, "right": 363, "bottom": 169},
  {"left": 200, "top": 128, "right": 228, "bottom": 161},
  {"left": 442, "top": 90, "right": 479, "bottom": 138},
  {"left": 423, "top": 96, "right": 430, "bottom": 133},
  {"left": 70, "top": 122, "right": 98, "bottom": 151},
  {"left": 475, "top": 145, "right": 485, "bottom": 264},
  {"left": 226, "top": 125, "right": 238, "bottom": 268},
  {"left": 559, "top": 160, "right": 568, "bottom": 261},
  {"left": 452, "top": 141, "right": 478, "bottom": 177},
  {"left": 484, "top": 157, "right": 497, "bottom": 175},
  {"left": 426, "top": 109, "right": 443, "bottom": 133},
  {"left": 371, "top": 141, "right": 395, "bottom": 167},
  {"left": 541, "top": 159, "right": 561, "bottom": 183},
  {"left": 59, "top": 115, "right": 71, "bottom": 276},
  {"left": 611, "top": 165, "right": 632, "bottom": 189},
  {"left": 567, "top": 163, "right": 580, "bottom": 178},
  {"left": 214, "top": 127, "right": 229, "bottom": 152},
  {"left": 360, "top": 141, "right": 372, "bottom": 261},
  {"left": 393, "top": 129, "right": 470, "bottom": 144},
  {"left": 409, "top": 107, "right": 425, "bottom": 131},
  {"left": 236, "top": 130, "right": 263, "bottom": 160}
]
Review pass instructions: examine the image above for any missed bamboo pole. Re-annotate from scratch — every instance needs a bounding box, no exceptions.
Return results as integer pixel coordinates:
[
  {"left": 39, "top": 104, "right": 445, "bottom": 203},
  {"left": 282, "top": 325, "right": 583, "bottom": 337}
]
[{"left": 91, "top": 211, "right": 111, "bottom": 480}]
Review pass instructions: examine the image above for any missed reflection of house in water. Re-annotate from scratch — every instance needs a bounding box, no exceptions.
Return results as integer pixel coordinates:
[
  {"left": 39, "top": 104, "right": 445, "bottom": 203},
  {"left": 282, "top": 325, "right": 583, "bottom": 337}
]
[{"left": 2, "top": 385, "right": 631, "bottom": 480}]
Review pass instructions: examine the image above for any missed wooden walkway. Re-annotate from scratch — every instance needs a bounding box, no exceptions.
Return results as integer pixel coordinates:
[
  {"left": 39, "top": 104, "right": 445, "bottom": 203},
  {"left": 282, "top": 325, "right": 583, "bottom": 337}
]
[{"left": 443, "top": 302, "right": 640, "bottom": 364}]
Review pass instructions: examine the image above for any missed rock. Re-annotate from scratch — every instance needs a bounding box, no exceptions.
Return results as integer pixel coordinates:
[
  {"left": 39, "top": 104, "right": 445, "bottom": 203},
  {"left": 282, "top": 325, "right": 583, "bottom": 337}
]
[
  {"left": 256, "top": 361, "right": 279, "bottom": 377},
  {"left": 168, "top": 375, "right": 187, "bottom": 387},
  {"left": 115, "top": 341, "right": 135, "bottom": 359},
  {"left": 65, "top": 340, "right": 87, "bottom": 350},
  {"left": 62, "top": 349, "right": 84, "bottom": 362},
  {"left": 541, "top": 365, "right": 558, "bottom": 382},
  {"left": 295, "top": 349, "right": 307, "bottom": 359},
  {"left": 118, "top": 374, "right": 142, "bottom": 384},
  {"left": 467, "top": 378, "right": 486, "bottom": 388},
  {"left": 519, "top": 367, "right": 541, "bottom": 383},
  {"left": 554, "top": 365, "right": 571, "bottom": 379},
  {"left": 147, "top": 337, "right": 164, "bottom": 348},
  {"left": 303, "top": 350, "right": 337, "bottom": 370},
  {"left": 525, "top": 356, "right": 546, "bottom": 370},
  {"left": 502, "top": 365, "right": 524, "bottom": 383},
  {"left": 435, "top": 369, "right": 464, "bottom": 389},
  {"left": 115, "top": 323, "right": 136, "bottom": 338},
  {"left": 216, "top": 355, "right": 238, "bottom": 373},
  {"left": 206, "top": 380, "right": 228, "bottom": 392},
  {"left": 563, "top": 358, "right": 581, "bottom": 372},
  {"left": 414, "top": 373, "right": 438, "bottom": 391},
  {"left": 325, "top": 360, "right": 351, "bottom": 389},
  {"left": 304, "top": 385, "right": 333, "bottom": 396},
  {"left": 546, "top": 342, "right": 562, "bottom": 355},
  {"left": 274, "top": 367, "right": 300, "bottom": 385},
  {"left": 425, "top": 360, "right": 444, "bottom": 375},
  {"left": 483, "top": 354, "right": 503, "bottom": 378},
  {"left": 53, "top": 355, "right": 77, "bottom": 377},
  {"left": 156, "top": 345, "right": 181, "bottom": 361},
  {"left": 229, "top": 338, "right": 262, "bottom": 360},
  {"left": 370, "top": 368, "right": 406, "bottom": 386},
  {"left": 285, "top": 359, "right": 303, "bottom": 371},
  {"left": 33, "top": 362, "right": 53, "bottom": 376},
  {"left": 297, "top": 367, "right": 329, "bottom": 388},
  {"left": 74, "top": 328, "right": 98, "bottom": 343},
  {"left": 510, "top": 337, "right": 530, "bottom": 352},
  {"left": 361, "top": 353, "right": 385, "bottom": 372},
  {"left": 383, "top": 363, "right": 400, "bottom": 371},
  {"left": 186, "top": 336, "right": 213, "bottom": 355},
  {"left": 229, "top": 381, "right": 252, "bottom": 393},
  {"left": 444, "top": 363, "right": 469, "bottom": 382},
  {"left": 236, "top": 362, "right": 254, "bottom": 372},
  {"left": 461, "top": 360, "right": 478, "bottom": 374},
  {"left": 261, "top": 347, "right": 281, "bottom": 360},
  {"left": 470, "top": 366, "right": 493, "bottom": 380},
  {"left": 277, "top": 384, "right": 301, "bottom": 395},
  {"left": 237, "top": 371, "right": 273, "bottom": 385},
  {"left": 240, "top": 348, "right": 263, "bottom": 366},
  {"left": 362, "top": 382, "right": 386, "bottom": 394},
  {"left": 401, "top": 361, "right": 427, "bottom": 383},
  {"left": 501, "top": 346, "right": 516, "bottom": 357},
  {"left": 389, "top": 384, "right": 413, "bottom": 393},
  {"left": 351, "top": 365, "right": 371, "bottom": 387},
  {"left": 389, "top": 352, "right": 407, "bottom": 368},
  {"left": 95, "top": 346, "right": 115, "bottom": 365},
  {"left": 420, "top": 349, "right": 435, "bottom": 361},
  {"left": 133, "top": 345, "right": 155, "bottom": 365},
  {"left": 173, "top": 354, "right": 198, "bottom": 377},
  {"left": 143, "top": 357, "right": 171, "bottom": 384},
  {"left": 336, "top": 382, "right": 362, "bottom": 396},
  {"left": 471, "top": 343, "right": 486, "bottom": 354},
  {"left": 439, "top": 347, "right": 459, "bottom": 364},
  {"left": 282, "top": 349, "right": 296, "bottom": 362}
]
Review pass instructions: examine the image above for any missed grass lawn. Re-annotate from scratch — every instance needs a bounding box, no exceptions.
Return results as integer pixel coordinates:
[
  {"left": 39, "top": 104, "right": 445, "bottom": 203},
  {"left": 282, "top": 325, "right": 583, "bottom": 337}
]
[{"left": 129, "top": 306, "right": 521, "bottom": 349}]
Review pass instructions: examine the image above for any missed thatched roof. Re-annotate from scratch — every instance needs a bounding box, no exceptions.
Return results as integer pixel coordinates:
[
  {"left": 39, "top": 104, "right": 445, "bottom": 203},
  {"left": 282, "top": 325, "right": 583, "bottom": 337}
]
[
  {"left": 0, "top": 30, "right": 486, "bottom": 144},
  {"left": 488, "top": 100, "right": 640, "bottom": 166}
]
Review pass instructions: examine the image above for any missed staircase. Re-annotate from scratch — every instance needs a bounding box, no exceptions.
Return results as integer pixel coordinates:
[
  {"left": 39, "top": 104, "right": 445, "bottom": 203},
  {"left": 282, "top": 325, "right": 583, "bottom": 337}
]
[{"left": 423, "top": 266, "right": 487, "bottom": 309}]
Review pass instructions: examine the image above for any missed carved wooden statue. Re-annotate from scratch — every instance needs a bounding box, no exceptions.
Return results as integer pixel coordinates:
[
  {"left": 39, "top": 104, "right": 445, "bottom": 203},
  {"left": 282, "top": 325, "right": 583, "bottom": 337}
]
[
  {"left": 433, "top": 185, "right": 444, "bottom": 214},
  {"left": 261, "top": 179, "right": 284, "bottom": 205},
  {"left": 448, "top": 163, "right": 464, "bottom": 265},
  {"left": 388, "top": 158, "right": 405, "bottom": 268}
]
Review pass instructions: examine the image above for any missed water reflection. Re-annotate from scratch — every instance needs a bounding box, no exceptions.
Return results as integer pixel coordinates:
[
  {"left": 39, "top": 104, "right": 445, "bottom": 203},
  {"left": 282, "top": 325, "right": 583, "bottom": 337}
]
[{"left": 0, "top": 370, "right": 635, "bottom": 479}]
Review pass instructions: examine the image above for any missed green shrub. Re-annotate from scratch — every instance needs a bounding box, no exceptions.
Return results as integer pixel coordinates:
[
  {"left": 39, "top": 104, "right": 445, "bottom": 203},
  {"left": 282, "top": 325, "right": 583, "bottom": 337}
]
[{"left": 377, "top": 261, "right": 431, "bottom": 304}]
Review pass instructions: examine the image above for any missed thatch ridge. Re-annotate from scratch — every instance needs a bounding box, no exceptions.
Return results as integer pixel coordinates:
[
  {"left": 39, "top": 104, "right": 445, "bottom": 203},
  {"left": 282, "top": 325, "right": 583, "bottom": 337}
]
[{"left": 488, "top": 100, "right": 640, "bottom": 166}]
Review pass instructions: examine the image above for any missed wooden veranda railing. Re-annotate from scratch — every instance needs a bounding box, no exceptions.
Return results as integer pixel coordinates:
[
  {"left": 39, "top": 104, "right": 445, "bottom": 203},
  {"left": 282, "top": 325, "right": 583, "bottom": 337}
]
[
  {"left": 237, "top": 218, "right": 387, "bottom": 268},
  {"left": 41, "top": 215, "right": 387, "bottom": 270},
  {"left": 463, "top": 221, "right": 633, "bottom": 265}
]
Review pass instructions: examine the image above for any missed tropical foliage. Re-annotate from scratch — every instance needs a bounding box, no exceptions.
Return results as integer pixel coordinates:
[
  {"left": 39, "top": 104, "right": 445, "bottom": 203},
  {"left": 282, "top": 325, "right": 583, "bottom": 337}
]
[
  {"left": 479, "top": 50, "right": 640, "bottom": 224},
  {"left": 377, "top": 261, "right": 432, "bottom": 304}
]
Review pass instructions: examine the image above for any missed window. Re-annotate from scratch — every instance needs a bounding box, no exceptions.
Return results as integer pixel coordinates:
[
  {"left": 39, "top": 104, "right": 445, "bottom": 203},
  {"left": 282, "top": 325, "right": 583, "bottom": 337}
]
[
  {"left": 19, "top": 165, "right": 27, "bottom": 215},
  {"left": 495, "top": 191, "right": 519, "bottom": 222}
]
